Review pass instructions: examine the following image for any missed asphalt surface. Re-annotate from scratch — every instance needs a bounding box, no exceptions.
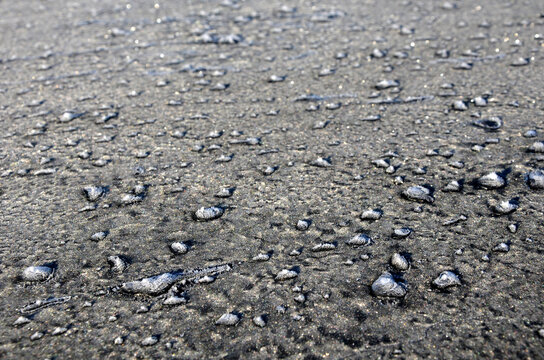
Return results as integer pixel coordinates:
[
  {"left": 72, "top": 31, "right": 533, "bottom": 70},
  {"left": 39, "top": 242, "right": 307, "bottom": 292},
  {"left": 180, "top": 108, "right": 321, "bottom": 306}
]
[{"left": 1, "top": 0, "right": 544, "bottom": 359}]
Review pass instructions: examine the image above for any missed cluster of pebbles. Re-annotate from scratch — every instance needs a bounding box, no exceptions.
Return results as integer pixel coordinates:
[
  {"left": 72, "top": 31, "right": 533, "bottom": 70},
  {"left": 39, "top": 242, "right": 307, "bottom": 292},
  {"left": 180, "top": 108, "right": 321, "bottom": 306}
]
[{"left": 1, "top": 0, "right": 543, "bottom": 358}]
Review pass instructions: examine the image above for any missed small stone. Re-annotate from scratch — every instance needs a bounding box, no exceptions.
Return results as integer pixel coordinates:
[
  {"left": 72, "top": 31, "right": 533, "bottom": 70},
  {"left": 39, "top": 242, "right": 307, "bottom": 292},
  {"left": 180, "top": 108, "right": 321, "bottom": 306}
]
[
  {"left": 294, "top": 294, "right": 306, "bottom": 303},
  {"left": 289, "top": 249, "right": 302, "bottom": 256},
  {"left": 91, "top": 231, "right": 108, "bottom": 241},
  {"left": 346, "top": 233, "right": 373, "bottom": 246},
  {"left": 433, "top": 271, "right": 461, "bottom": 289},
  {"left": 452, "top": 100, "right": 468, "bottom": 111},
  {"left": 22, "top": 265, "right": 54, "bottom": 282},
  {"left": 508, "top": 224, "right": 518, "bottom": 233},
  {"left": 391, "top": 253, "right": 409, "bottom": 271},
  {"left": 252, "top": 253, "right": 271, "bottom": 262},
  {"left": 30, "top": 332, "right": 44, "bottom": 340},
  {"left": 216, "top": 313, "right": 241, "bottom": 326},
  {"left": 13, "top": 316, "right": 31, "bottom": 326},
  {"left": 371, "top": 272, "right": 406, "bottom": 297},
  {"left": 493, "top": 242, "right": 510, "bottom": 253},
  {"left": 114, "top": 336, "right": 124, "bottom": 345},
  {"left": 311, "top": 157, "right": 332, "bottom": 167},
  {"left": 197, "top": 275, "right": 215, "bottom": 284},
  {"left": 163, "top": 292, "right": 187, "bottom": 305},
  {"left": 375, "top": 79, "right": 399, "bottom": 89},
  {"left": 523, "top": 130, "right": 537, "bottom": 138},
  {"left": 253, "top": 315, "right": 267, "bottom": 327},
  {"left": 108, "top": 255, "right": 128, "bottom": 273},
  {"left": 360, "top": 209, "right": 383, "bottom": 221},
  {"left": 311, "top": 242, "right": 337, "bottom": 252},
  {"left": 141, "top": 335, "right": 159, "bottom": 346},
  {"left": 473, "top": 97, "right": 488, "bottom": 107},
  {"left": 403, "top": 185, "right": 434, "bottom": 203},
  {"left": 528, "top": 141, "right": 544, "bottom": 153},
  {"left": 170, "top": 242, "right": 189, "bottom": 254},
  {"left": 443, "top": 180, "right": 461, "bottom": 192},
  {"left": 59, "top": 111, "right": 84, "bottom": 123},
  {"left": 262, "top": 166, "right": 278, "bottom": 175},
  {"left": 477, "top": 172, "right": 505, "bottom": 189},
  {"left": 215, "top": 187, "right": 235, "bottom": 198},
  {"left": 491, "top": 199, "right": 518, "bottom": 215},
  {"left": 194, "top": 206, "right": 224, "bottom": 221},
  {"left": 527, "top": 170, "right": 544, "bottom": 189},
  {"left": 473, "top": 117, "right": 502, "bottom": 131},
  {"left": 296, "top": 219, "right": 311, "bottom": 231},
  {"left": 82, "top": 186, "right": 105, "bottom": 201},
  {"left": 50, "top": 326, "right": 67, "bottom": 337},
  {"left": 393, "top": 228, "right": 412, "bottom": 238},
  {"left": 511, "top": 57, "right": 529, "bottom": 66},
  {"left": 275, "top": 269, "right": 298, "bottom": 281}
]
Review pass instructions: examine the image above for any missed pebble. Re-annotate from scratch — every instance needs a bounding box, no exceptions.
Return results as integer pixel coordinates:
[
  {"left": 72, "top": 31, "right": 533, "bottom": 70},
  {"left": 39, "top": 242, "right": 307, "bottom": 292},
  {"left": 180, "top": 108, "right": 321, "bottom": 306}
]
[
  {"left": 528, "top": 141, "right": 544, "bottom": 153},
  {"left": 477, "top": 172, "right": 505, "bottom": 189},
  {"left": 194, "top": 206, "right": 224, "bottom": 221},
  {"left": 108, "top": 255, "right": 128, "bottom": 273},
  {"left": 443, "top": 180, "right": 462, "bottom": 192},
  {"left": 493, "top": 242, "right": 510, "bottom": 253},
  {"left": 473, "top": 117, "right": 502, "bottom": 131},
  {"left": 59, "top": 111, "right": 84, "bottom": 123},
  {"left": 452, "top": 100, "right": 468, "bottom": 111},
  {"left": 311, "top": 242, "right": 337, "bottom": 252},
  {"left": 371, "top": 272, "right": 406, "bottom": 297},
  {"left": 252, "top": 253, "right": 271, "bottom": 262},
  {"left": 393, "top": 228, "right": 412, "bottom": 238},
  {"left": 30, "top": 332, "right": 44, "bottom": 341},
  {"left": 526, "top": 170, "right": 544, "bottom": 189},
  {"left": 22, "top": 265, "right": 54, "bottom": 282},
  {"left": 296, "top": 219, "right": 311, "bottom": 231},
  {"left": 275, "top": 269, "right": 299, "bottom": 281},
  {"left": 163, "top": 292, "right": 188, "bottom": 306},
  {"left": 491, "top": 199, "right": 518, "bottom": 215},
  {"left": 311, "top": 157, "right": 332, "bottom": 167},
  {"left": 523, "top": 130, "right": 537, "bottom": 138},
  {"left": 13, "top": 316, "right": 31, "bottom": 326},
  {"left": 141, "top": 335, "right": 159, "bottom": 346},
  {"left": 170, "top": 242, "right": 189, "bottom": 254},
  {"left": 215, "top": 187, "right": 235, "bottom": 198},
  {"left": 253, "top": 315, "right": 267, "bottom": 327},
  {"left": 433, "top": 271, "right": 461, "bottom": 289},
  {"left": 216, "top": 313, "right": 241, "bottom": 326},
  {"left": 375, "top": 80, "right": 399, "bottom": 89},
  {"left": 391, "top": 253, "right": 409, "bottom": 271},
  {"left": 91, "top": 231, "right": 108, "bottom": 241},
  {"left": 346, "top": 233, "right": 373, "bottom": 246},
  {"left": 403, "top": 185, "right": 435, "bottom": 203},
  {"left": 360, "top": 209, "right": 383, "bottom": 221}
]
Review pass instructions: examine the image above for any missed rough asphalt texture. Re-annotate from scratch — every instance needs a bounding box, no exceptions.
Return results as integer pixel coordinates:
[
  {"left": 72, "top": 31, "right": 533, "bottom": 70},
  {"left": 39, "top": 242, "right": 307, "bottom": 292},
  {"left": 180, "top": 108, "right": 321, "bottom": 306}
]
[{"left": 1, "top": 0, "right": 544, "bottom": 358}]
